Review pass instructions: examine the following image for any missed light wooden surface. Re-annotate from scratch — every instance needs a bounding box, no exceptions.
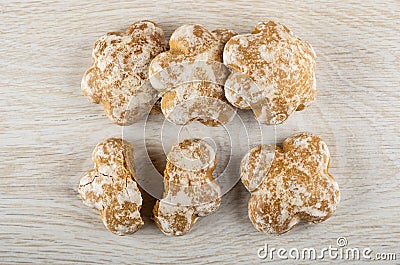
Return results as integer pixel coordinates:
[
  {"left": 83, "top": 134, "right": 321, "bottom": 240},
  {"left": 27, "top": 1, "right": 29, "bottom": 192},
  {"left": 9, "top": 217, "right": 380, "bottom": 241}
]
[{"left": 1, "top": 1, "right": 399, "bottom": 264}]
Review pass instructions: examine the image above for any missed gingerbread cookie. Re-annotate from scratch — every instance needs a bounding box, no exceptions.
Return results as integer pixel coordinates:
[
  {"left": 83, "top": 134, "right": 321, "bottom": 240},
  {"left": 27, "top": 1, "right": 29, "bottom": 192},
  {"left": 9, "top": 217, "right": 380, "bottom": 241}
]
[
  {"left": 78, "top": 138, "right": 143, "bottom": 235},
  {"left": 223, "top": 21, "right": 317, "bottom": 124},
  {"left": 153, "top": 139, "right": 221, "bottom": 235},
  {"left": 149, "top": 25, "right": 237, "bottom": 126},
  {"left": 240, "top": 133, "right": 340, "bottom": 234},
  {"left": 82, "top": 20, "right": 165, "bottom": 125}
]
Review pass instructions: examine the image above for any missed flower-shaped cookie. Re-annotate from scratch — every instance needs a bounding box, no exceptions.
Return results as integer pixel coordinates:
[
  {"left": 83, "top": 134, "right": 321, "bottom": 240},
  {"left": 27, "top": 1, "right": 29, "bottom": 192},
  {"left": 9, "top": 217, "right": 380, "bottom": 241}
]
[
  {"left": 78, "top": 138, "right": 143, "bottom": 235},
  {"left": 240, "top": 132, "right": 340, "bottom": 234},
  {"left": 224, "top": 21, "right": 317, "bottom": 124},
  {"left": 82, "top": 20, "right": 165, "bottom": 125},
  {"left": 153, "top": 139, "right": 221, "bottom": 235},
  {"left": 149, "top": 25, "right": 237, "bottom": 126}
]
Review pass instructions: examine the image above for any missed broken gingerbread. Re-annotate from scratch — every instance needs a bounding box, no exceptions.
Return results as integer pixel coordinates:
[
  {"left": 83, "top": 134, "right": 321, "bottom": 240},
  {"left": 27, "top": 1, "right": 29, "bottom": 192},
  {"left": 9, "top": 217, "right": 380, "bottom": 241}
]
[{"left": 78, "top": 138, "right": 143, "bottom": 235}]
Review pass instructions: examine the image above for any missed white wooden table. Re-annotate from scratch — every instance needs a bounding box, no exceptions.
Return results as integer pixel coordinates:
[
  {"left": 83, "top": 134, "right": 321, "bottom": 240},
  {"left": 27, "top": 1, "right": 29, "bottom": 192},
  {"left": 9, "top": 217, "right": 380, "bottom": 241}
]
[{"left": 1, "top": 1, "right": 399, "bottom": 264}]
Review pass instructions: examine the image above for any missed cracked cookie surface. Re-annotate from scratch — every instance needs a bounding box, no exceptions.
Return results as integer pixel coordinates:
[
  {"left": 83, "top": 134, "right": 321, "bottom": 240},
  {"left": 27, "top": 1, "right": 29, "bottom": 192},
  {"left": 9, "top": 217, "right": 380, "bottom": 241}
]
[{"left": 79, "top": 138, "right": 143, "bottom": 235}]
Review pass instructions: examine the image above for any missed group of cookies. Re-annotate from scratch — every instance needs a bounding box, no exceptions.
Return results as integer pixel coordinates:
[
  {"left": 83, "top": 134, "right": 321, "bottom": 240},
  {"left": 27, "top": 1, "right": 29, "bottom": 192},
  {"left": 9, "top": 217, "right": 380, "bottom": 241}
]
[{"left": 78, "top": 20, "right": 340, "bottom": 236}]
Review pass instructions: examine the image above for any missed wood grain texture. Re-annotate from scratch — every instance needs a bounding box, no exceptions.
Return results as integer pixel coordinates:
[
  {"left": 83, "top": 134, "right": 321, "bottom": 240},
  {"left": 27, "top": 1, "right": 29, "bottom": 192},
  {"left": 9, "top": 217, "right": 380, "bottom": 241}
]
[{"left": 1, "top": 0, "right": 399, "bottom": 264}]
